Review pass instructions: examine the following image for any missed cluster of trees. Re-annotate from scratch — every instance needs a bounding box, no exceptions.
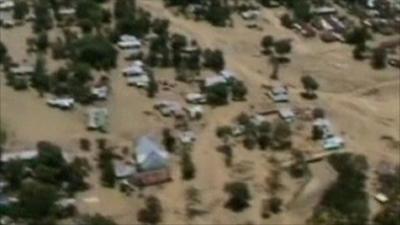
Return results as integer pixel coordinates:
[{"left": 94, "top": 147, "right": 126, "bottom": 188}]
[
  {"left": 205, "top": 79, "right": 248, "bottom": 106},
  {"left": 97, "top": 139, "right": 116, "bottom": 188},
  {"left": 76, "top": 0, "right": 111, "bottom": 33},
  {"left": 1, "top": 141, "right": 90, "bottom": 224},
  {"left": 261, "top": 35, "right": 292, "bottom": 79},
  {"left": 113, "top": 0, "right": 151, "bottom": 38},
  {"left": 309, "top": 153, "right": 369, "bottom": 225},
  {"left": 216, "top": 113, "right": 292, "bottom": 150},
  {"left": 0, "top": 41, "right": 7, "bottom": 64},
  {"left": 163, "top": 0, "right": 232, "bottom": 27},
  {"left": 301, "top": 75, "right": 319, "bottom": 99}
]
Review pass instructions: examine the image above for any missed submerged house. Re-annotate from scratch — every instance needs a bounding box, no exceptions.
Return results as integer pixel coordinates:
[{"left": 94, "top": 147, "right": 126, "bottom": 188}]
[{"left": 131, "top": 136, "right": 171, "bottom": 186}]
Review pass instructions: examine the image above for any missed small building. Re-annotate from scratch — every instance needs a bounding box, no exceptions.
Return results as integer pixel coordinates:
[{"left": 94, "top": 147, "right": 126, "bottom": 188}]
[
  {"left": 46, "top": 97, "right": 75, "bottom": 109},
  {"left": 131, "top": 136, "right": 171, "bottom": 186},
  {"left": 204, "top": 76, "right": 227, "bottom": 88},
  {"left": 241, "top": 10, "right": 260, "bottom": 20},
  {"left": 374, "top": 193, "right": 389, "bottom": 204},
  {"left": 186, "top": 93, "right": 206, "bottom": 104},
  {"left": 313, "top": 118, "right": 333, "bottom": 138},
  {"left": 278, "top": 107, "right": 295, "bottom": 122},
  {"left": 177, "top": 131, "right": 196, "bottom": 144},
  {"left": 1, "top": 150, "right": 38, "bottom": 163},
  {"left": 122, "top": 65, "right": 145, "bottom": 76},
  {"left": 311, "top": 6, "right": 337, "bottom": 15},
  {"left": 154, "top": 100, "right": 184, "bottom": 118},
  {"left": 0, "top": 0, "right": 14, "bottom": 10},
  {"left": 127, "top": 74, "right": 149, "bottom": 88},
  {"left": 118, "top": 35, "right": 141, "bottom": 49},
  {"left": 113, "top": 161, "right": 136, "bottom": 179},
  {"left": 267, "top": 85, "right": 289, "bottom": 102},
  {"left": 86, "top": 108, "right": 108, "bottom": 132},
  {"left": 58, "top": 8, "right": 75, "bottom": 17},
  {"left": 323, "top": 136, "right": 344, "bottom": 150},
  {"left": 91, "top": 85, "right": 108, "bottom": 100},
  {"left": 185, "top": 105, "right": 204, "bottom": 119},
  {"left": 10, "top": 65, "right": 34, "bottom": 76}
]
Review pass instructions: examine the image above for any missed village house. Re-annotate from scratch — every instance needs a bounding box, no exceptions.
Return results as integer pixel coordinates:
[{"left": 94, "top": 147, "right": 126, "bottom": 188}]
[
  {"left": 154, "top": 100, "right": 185, "bottom": 118},
  {"left": 186, "top": 93, "right": 206, "bottom": 104},
  {"left": 86, "top": 107, "right": 108, "bottom": 132},
  {"left": 130, "top": 136, "right": 171, "bottom": 186},
  {"left": 46, "top": 97, "right": 75, "bottom": 110},
  {"left": 185, "top": 105, "right": 204, "bottom": 119},
  {"left": 267, "top": 84, "right": 289, "bottom": 102},
  {"left": 117, "top": 34, "right": 141, "bottom": 49},
  {"left": 10, "top": 65, "right": 34, "bottom": 76},
  {"left": 278, "top": 107, "right": 295, "bottom": 123}
]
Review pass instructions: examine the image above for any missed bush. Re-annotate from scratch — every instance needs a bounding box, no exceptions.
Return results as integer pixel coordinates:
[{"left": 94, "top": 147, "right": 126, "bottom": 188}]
[
  {"left": 268, "top": 197, "right": 282, "bottom": 214},
  {"left": 280, "top": 13, "right": 293, "bottom": 28},
  {"left": 101, "top": 159, "right": 115, "bottom": 188},
  {"left": 224, "top": 182, "right": 251, "bottom": 212},
  {"left": 261, "top": 35, "right": 274, "bottom": 51},
  {"left": 274, "top": 40, "right": 292, "bottom": 55},
  {"left": 162, "top": 128, "right": 176, "bottom": 153},
  {"left": 301, "top": 75, "right": 319, "bottom": 98}
]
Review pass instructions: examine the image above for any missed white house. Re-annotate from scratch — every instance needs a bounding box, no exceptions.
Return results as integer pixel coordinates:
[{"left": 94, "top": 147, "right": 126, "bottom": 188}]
[
  {"left": 46, "top": 97, "right": 75, "bottom": 109},
  {"left": 267, "top": 85, "right": 289, "bottom": 102},
  {"left": 118, "top": 35, "right": 141, "bottom": 49},
  {"left": 186, "top": 93, "right": 206, "bottom": 104},
  {"left": 91, "top": 86, "right": 108, "bottom": 100}
]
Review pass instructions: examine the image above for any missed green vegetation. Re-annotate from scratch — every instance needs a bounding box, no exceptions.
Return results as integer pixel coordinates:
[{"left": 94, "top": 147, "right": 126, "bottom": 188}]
[
  {"left": 79, "top": 214, "right": 118, "bottom": 225},
  {"left": 0, "top": 41, "right": 8, "bottom": 64},
  {"left": 13, "top": 0, "right": 29, "bottom": 20},
  {"left": 203, "top": 49, "right": 225, "bottom": 72},
  {"left": 33, "top": 0, "right": 53, "bottom": 32},
  {"left": 301, "top": 75, "right": 319, "bottom": 99},
  {"left": 181, "top": 150, "right": 196, "bottom": 180},
  {"left": 309, "top": 153, "right": 369, "bottom": 225},
  {"left": 206, "top": 83, "right": 229, "bottom": 106}
]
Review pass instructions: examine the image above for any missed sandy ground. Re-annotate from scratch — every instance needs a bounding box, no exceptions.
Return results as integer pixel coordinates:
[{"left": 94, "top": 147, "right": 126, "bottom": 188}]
[{"left": 1, "top": 0, "right": 399, "bottom": 224}]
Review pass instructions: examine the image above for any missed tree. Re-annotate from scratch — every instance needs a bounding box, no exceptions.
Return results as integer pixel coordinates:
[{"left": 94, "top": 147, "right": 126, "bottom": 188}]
[
  {"left": 353, "top": 43, "right": 366, "bottom": 60},
  {"left": 0, "top": 41, "right": 7, "bottom": 64},
  {"left": 36, "top": 32, "right": 49, "bottom": 52},
  {"left": 231, "top": 80, "right": 248, "bottom": 101},
  {"left": 4, "top": 159, "right": 25, "bottom": 189},
  {"left": 181, "top": 150, "right": 195, "bottom": 180},
  {"left": 203, "top": 49, "right": 225, "bottom": 72},
  {"left": 301, "top": 75, "right": 319, "bottom": 98},
  {"left": 31, "top": 55, "right": 50, "bottom": 95},
  {"left": 272, "top": 121, "right": 291, "bottom": 149},
  {"left": 345, "top": 26, "right": 370, "bottom": 45},
  {"left": 13, "top": 0, "right": 29, "bottom": 20},
  {"left": 137, "top": 196, "right": 163, "bottom": 224},
  {"left": 33, "top": 0, "right": 53, "bottom": 32},
  {"left": 71, "top": 63, "right": 92, "bottom": 83},
  {"left": 280, "top": 13, "right": 293, "bottom": 28},
  {"left": 101, "top": 159, "right": 115, "bottom": 187},
  {"left": 64, "top": 158, "right": 90, "bottom": 193},
  {"left": 79, "top": 214, "right": 118, "bottom": 225},
  {"left": 268, "top": 197, "right": 282, "bottom": 213},
  {"left": 274, "top": 40, "right": 292, "bottom": 57},
  {"left": 312, "top": 108, "right": 325, "bottom": 119},
  {"left": 293, "top": 0, "right": 311, "bottom": 22},
  {"left": 261, "top": 35, "right": 274, "bottom": 52},
  {"left": 18, "top": 181, "right": 59, "bottom": 220},
  {"left": 206, "top": 83, "right": 229, "bottom": 106},
  {"left": 371, "top": 47, "right": 387, "bottom": 69},
  {"left": 37, "top": 141, "right": 66, "bottom": 169},
  {"left": 224, "top": 182, "right": 251, "bottom": 211},
  {"left": 205, "top": 1, "right": 231, "bottom": 27},
  {"left": 76, "top": 0, "right": 103, "bottom": 29},
  {"left": 69, "top": 35, "right": 118, "bottom": 70},
  {"left": 162, "top": 128, "right": 176, "bottom": 153}
]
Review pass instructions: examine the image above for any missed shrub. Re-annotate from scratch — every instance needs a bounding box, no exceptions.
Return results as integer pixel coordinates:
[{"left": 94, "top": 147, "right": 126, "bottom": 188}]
[
  {"left": 137, "top": 196, "right": 163, "bottom": 224},
  {"left": 181, "top": 151, "right": 195, "bottom": 180},
  {"left": 206, "top": 83, "right": 229, "bottom": 106},
  {"left": 79, "top": 138, "right": 91, "bottom": 151},
  {"left": 216, "top": 126, "right": 232, "bottom": 138}
]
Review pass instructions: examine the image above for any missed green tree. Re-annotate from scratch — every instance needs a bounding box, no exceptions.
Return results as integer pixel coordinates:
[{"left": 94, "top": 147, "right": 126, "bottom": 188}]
[
  {"left": 274, "top": 40, "right": 292, "bottom": 57},
  {"left": 101, "top": 159, "right": 115, "bottom": 187},
  {"left": 203, "top": 49, "right": 225, "bottom": 72},
  {"left": 18, "top": 181, "right": 59, "bottom": 220},
  {"left": 371, "top": 47, "right": 387, "bottom": 69},
  {"left": 353, "top": 43, "right": 366, "bottom": 60},
  {"left": 272, "top": 121, "right": 291, "bottom": 149},
  {"left": 79, "top": 214, "right": 118, "bottom": 225},
  {"left": 345, "top": 26, "right": 370, "bottom": 45},
  {"left": 301, "top": 75, "right": 319, "bottom": 98},
  {"left": 231, "top": 80, "right": 248, "bottom": 101},
  {"left": 206, "top": 83, "right": 229, "bottom": 106},
  {"left": 13, "top": 0, "right": 29, "bottom": 20},
  {"left": 31, "top": 55, "right": 50, "bottom": 95},
  {"left": 162, "top": 128, "right": 176, "bottom": 153},
  {"left": 224, "top": 181, "right": 251, "bottom": 211},
  {"left": 37, "top": 141, "right": 66, "bottom": 169},
  {"left": 33, "top": 0, "right": 53, "bottom": 32},
  {"left": 76, "top": 0, "right": 103, "bottom": 29},
  {"left": 137, "top": 196, "right": 163, "bottom": 224},
  {"left": 293, "top": 0, "right": 311, "bottom": 22},
  {"left": 261, "top": 35, "right": 274, "bottom": 51},
  {"left": 69, "top": 35, "right": 118, "bottom": 70},
  {"left": 205, "top": 1, "right": 231, "bottom": 27},
  {"left": 4, "top": 159, "right": 25, "bottom": 189},
  {"left": 181, "top": 150, "right": 195, "bottom": 180},
  {"left": 36, "top": 32, "right": 49, "bottom": 52},
  {"left": 0, "top": 41, "right": 7, "bottom": 64}
]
